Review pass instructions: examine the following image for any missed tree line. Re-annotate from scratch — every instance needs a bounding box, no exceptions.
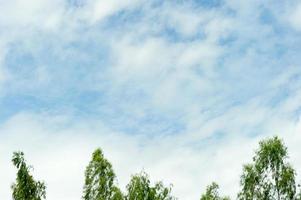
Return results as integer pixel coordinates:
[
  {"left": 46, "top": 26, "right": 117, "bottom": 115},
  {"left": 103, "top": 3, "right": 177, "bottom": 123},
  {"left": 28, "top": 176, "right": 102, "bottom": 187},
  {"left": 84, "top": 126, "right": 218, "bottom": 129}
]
[{"left": 9, "top": 136, "right": 301, "bottom": 200}]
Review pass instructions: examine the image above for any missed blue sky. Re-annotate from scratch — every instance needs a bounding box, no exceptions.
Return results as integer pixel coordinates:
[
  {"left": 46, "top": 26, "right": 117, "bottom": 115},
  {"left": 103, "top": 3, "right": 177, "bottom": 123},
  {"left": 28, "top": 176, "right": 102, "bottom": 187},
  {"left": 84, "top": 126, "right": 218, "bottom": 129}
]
[{"left": 1, "top": 0, "right": 301, "bottom": 199}]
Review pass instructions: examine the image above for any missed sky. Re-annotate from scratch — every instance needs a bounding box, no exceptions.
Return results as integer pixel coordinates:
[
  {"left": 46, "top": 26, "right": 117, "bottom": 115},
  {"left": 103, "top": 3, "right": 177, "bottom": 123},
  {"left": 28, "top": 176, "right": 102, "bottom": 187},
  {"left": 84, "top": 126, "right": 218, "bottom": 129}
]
[{"left": 1, "top": 0, "right": 301, "bottom": 199}]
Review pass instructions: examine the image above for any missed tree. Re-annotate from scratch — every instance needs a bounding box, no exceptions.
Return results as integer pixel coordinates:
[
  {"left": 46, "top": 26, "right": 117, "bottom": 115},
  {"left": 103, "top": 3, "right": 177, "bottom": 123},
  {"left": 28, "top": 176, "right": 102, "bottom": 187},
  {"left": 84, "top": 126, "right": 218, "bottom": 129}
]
[
  {"left": 126, "top": 171, "right": 175, "bottom": 200},
  {"left": 11, "top": 151, "right": 46, "bottom": 200},
  {"left": 112, "top": 186, "right": 125, "bottom": 200},
  {"left": 83, "top": 148, "right": 124, "bottom": 200},
  {"left": 200, "top": 182, "right": 230, "bottom": 200},
  {"left": 238, "top": 136, "right": 297, "bottom": 200}
]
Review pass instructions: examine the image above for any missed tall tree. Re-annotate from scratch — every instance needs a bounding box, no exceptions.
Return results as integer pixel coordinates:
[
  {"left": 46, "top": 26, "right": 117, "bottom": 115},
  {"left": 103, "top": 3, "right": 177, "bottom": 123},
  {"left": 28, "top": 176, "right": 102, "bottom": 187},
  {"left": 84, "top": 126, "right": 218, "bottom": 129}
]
[
  {"left": 200, "top": 182, "right": 230, "bottom": 200},
  {"left": 126, "top": 171, "right": 175, "bottom": 200},
  {"left": 11, "top": 151, "right": 46, "bottom": 200},
  {"left": 83, "top": 148, "right": 124, "bottom": 200},
  {"left": 238, "top": 136, "right": 297, "bottom": 200}
]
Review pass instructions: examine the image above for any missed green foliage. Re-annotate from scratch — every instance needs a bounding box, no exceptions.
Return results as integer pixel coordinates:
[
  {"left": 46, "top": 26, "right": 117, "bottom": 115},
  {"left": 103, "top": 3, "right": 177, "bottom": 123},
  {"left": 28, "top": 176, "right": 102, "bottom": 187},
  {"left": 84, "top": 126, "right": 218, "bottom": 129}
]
[
  {"left": 83, "top": 148, "right": 124, "bottom": 200},
  {"left": 126, "top": 171, "right": 175, "bottom": 200},
  {"left": 200, "top": 182, "right": 230, "bottom": 200},
  {"left": 238, "top": 136, "right": 297, "bottom": 200},
  {"left": 112, "top": 186, "right": 125, "bottom": 200},
  {"left": 11, "top": 151, "right": 46, "bottom": 200},
  {"left": 8, "top": 136, "right": 301, "bottom": 200}
]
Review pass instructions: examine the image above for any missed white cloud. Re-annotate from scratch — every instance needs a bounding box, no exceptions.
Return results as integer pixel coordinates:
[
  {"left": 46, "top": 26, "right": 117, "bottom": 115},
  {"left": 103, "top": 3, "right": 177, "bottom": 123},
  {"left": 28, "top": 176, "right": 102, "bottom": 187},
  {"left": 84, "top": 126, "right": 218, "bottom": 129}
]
[
  {"left": 111, "top": 38, "right": 173, "bottom": 78},
  {"left": 87, "top": 0, "right": 141, "bottom": 23},
  {"left": 0, "top": 0, "right": 65, "bottom": 31},
  {"left": 0, "top": 0, "right": 141, "bottom": 31},
  {"left": 289, "top": 3, "right": 301, "bottom": 31},
  {"left": 1, "top": 107, "right": 301, "bottom": 200}
]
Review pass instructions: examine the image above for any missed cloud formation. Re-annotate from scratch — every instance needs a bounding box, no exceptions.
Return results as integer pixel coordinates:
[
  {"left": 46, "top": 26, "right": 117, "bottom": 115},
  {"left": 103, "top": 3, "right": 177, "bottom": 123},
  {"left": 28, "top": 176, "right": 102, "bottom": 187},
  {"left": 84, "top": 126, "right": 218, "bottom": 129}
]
[{"left": 1, "top": 0, "right": 301, "bottom": 199}]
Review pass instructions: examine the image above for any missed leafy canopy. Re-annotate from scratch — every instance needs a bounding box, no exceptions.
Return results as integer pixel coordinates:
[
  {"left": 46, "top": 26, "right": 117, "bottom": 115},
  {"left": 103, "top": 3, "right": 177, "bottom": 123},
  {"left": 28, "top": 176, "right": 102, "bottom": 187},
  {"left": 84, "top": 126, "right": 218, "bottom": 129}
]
[
  {"left": 200, "top": 182, "right": 230, "bottom": 200},
  {"left": 11, "top": 151, "right": 46, "bottom": 200},
  {"left": 83, "top": 148, "right": 124, "bottom": 200},
  {"left": 126, "top": 171, "right": 175, "bottom": 200},
  {"left": 238, "top": 136, "right": 297, "bottom": 200}
]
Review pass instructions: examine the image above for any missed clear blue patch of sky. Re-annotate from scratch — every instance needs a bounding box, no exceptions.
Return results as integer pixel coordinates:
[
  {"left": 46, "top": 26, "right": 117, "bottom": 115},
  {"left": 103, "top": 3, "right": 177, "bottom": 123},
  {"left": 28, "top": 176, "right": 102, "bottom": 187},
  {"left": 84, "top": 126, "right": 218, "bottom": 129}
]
[{"left": 0, "top": 95, "right": 40, "bottom": 122}]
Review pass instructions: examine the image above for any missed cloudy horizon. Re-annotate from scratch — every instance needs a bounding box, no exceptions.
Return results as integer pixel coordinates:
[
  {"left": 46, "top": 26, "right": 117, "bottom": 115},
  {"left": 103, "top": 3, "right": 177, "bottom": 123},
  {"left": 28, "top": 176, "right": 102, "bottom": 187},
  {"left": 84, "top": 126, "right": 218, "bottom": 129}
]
[{"left": 1, "top": 0, "right": 301, "bottom": 199}]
